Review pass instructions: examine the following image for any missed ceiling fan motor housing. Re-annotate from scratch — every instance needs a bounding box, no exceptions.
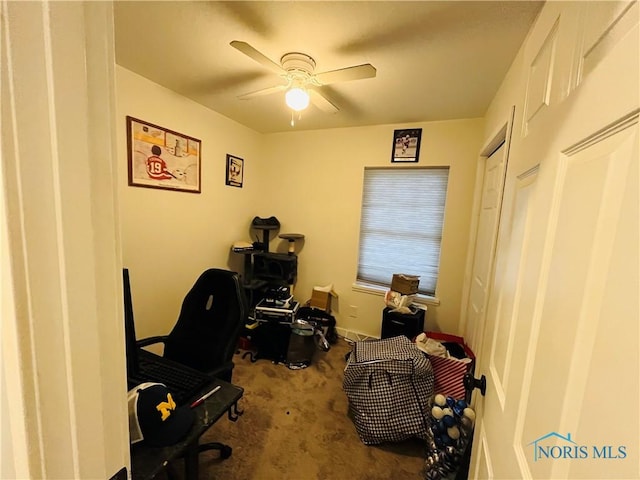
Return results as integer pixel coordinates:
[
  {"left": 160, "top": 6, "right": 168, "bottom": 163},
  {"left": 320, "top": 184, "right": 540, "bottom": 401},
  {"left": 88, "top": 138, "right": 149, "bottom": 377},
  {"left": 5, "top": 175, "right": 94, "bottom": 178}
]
[{"left": 280, "top": 52, "right": 316, "bottom": 75}]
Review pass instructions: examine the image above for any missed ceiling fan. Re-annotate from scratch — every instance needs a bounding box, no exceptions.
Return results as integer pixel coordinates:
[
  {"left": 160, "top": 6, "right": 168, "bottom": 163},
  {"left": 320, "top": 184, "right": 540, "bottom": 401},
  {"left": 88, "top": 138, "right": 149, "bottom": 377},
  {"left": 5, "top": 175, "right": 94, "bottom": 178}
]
[{"left": 230, "top": 40, "right": 377, "bottom": 115}]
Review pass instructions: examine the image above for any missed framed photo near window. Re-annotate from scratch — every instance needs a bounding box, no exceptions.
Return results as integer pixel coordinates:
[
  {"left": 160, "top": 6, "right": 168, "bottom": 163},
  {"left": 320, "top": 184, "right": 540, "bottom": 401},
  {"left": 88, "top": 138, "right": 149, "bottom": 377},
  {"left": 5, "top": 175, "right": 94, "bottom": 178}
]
[
  {"left": 391, "top": 128, "right": 422, "bottom": 163},
  {"left": 226, "top": 154, "right": 244, "bottom": 188},
  {"left": 126, "top": 116, "right": 201, "bottom": 193}
]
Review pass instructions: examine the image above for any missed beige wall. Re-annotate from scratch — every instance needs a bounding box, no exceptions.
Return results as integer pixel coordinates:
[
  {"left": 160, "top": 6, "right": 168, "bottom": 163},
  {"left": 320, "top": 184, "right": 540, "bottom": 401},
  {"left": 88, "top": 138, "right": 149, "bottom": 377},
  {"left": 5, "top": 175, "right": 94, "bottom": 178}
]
[
  {"left": 261, "top": 121, "right": 483, "bottom": 336},
  {"left": 117, "top": 66, "right": 483, "bottom": 340},
  {"left": 116, "top": 67, "right": 266, "bottom": 340}
]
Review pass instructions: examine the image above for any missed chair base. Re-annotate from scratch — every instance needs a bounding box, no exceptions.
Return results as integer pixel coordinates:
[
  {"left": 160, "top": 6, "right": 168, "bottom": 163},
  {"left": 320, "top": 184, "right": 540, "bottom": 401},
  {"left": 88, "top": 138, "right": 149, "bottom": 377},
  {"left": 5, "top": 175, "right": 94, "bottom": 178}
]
[
  {"left": 165, "top": 442, "right": 233, "bottom": 480},
  {"left": 200, "top": 442, "right": 233, "bottom": 460}
]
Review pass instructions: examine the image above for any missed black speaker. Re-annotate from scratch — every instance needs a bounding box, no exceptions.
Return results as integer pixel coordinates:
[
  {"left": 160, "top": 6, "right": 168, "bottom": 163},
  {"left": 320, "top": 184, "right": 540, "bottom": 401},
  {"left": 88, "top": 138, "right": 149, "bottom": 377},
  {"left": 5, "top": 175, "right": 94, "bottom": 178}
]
[{"left": 253, "top": 252, "right": 297, "bottom": 284}]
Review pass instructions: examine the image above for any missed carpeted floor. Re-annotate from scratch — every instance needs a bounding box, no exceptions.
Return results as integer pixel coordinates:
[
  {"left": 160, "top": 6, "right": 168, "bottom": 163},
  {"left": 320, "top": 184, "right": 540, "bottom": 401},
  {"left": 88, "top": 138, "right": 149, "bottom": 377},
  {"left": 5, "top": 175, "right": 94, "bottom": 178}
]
[{"left": 190, "top": 337, "right": 428, "bottom": 479}]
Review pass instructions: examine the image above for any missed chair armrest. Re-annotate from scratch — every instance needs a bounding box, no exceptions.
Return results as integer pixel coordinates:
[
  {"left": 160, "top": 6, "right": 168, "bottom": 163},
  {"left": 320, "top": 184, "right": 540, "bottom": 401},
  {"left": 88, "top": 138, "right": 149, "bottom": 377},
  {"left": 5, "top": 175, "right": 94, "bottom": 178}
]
[{"left": 136, "top": 335, "right": 168, "bottom": 348}]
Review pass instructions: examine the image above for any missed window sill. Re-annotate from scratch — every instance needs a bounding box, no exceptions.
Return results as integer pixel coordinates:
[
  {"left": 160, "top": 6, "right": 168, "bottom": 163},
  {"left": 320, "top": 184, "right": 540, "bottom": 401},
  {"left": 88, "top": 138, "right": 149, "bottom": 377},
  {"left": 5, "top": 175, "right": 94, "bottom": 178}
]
[{"left": 351, "top": 282, "right": 440, "bottom": 306}]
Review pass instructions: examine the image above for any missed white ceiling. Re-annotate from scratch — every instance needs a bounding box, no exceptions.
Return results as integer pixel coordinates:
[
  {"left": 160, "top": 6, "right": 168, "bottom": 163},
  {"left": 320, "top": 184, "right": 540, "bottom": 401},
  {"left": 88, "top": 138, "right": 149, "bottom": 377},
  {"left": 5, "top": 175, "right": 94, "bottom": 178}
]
[{"left": 113, "top": 1, "right": 543, "bottom": 134}]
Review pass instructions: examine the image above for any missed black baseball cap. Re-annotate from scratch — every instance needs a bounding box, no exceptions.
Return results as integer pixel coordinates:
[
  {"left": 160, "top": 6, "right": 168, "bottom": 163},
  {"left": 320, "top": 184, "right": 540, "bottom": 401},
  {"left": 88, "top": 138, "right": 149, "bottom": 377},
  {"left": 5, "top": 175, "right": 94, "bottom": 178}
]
[{"left": 128, "top": 382, "right": 195, "bottom": 447}]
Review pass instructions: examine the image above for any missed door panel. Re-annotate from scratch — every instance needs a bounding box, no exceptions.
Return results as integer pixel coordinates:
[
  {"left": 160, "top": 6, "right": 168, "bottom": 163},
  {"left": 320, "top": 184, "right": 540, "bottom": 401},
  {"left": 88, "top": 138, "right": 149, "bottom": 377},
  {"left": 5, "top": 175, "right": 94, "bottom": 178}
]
[
  {"left": 523, "top": 21, "right": 558, "bottom": 136},
  {"left": 470, "top": 2, "right": 638, "bottom": 479},
  {"left": 488, "top": 168, "right": 538, "bottom": 406},
  {"left": 568, "top": 138, "right": 638, "bottom": 480},
  {"left": 472, "top": 164, "right": 540, "bottom": 478},
  {"left": 522, "top": 124, "right": 638, "bottom": 480},
  {"left": 475, "top": 426, "right": 493, "bottom": 479},
  {"left": 580, "top": 2, "right": 638, "bottom": 80}
]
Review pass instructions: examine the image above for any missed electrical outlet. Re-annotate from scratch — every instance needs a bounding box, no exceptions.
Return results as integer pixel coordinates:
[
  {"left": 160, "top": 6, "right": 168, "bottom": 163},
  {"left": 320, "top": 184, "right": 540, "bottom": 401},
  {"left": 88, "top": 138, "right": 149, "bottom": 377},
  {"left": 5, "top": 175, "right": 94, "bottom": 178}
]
[{"left": 349, "top": 305, "right": 358, "bottom": 318}]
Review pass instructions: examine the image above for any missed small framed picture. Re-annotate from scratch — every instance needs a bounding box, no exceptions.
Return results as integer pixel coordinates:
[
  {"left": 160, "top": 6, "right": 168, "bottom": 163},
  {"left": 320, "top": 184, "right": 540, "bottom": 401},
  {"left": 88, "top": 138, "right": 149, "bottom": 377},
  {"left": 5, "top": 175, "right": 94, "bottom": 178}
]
[
  {"left": 391, "top": 128, "right": 422, "bottom": 163},
  {"left": 226, "top": 154, "right": 244, "bottom": 188}
]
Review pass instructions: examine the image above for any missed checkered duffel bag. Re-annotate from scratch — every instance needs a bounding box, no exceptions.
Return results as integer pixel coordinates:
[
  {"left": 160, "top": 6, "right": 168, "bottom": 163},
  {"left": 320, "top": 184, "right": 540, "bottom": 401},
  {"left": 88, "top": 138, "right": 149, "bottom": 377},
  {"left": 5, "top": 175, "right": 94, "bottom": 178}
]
[{"left": 343, "top": 336, "right": 434, "bottom": 445}]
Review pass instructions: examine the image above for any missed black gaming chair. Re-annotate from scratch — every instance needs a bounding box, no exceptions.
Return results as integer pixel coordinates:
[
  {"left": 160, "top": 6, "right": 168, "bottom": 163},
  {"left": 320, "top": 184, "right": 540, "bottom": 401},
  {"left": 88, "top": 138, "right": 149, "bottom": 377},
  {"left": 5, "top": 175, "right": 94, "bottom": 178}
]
[{"left": 137, "top": 268, "right": 248, "bottom": 458}]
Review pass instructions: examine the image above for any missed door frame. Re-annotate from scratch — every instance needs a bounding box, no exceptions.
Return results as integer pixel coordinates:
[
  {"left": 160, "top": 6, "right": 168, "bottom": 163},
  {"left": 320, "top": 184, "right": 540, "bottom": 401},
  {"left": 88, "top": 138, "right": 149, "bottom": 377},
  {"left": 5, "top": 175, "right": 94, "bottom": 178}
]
[{"left": 1, "top": 2, "right": 128, "bottom": 477}]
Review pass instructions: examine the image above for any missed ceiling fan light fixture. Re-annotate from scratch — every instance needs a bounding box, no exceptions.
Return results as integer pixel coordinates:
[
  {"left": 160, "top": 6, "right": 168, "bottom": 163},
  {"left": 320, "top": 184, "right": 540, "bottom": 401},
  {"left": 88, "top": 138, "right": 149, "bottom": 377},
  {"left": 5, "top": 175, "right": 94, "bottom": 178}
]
[
  {"left": 231, "top": 41, "right": 377, "bottom": 121},
  {"left": 285, "top": 87, "right": 310, "bottom": 112}
]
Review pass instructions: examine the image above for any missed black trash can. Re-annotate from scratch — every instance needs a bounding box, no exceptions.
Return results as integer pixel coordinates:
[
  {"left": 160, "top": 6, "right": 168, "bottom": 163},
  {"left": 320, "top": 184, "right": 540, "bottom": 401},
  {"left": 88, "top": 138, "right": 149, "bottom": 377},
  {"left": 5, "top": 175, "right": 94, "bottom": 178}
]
[
  {"left": 286, "top": 326, "right": 316, "bottom": 370},
  {"left": 381, "top": 306, "right": 426, "bottom": 339}
]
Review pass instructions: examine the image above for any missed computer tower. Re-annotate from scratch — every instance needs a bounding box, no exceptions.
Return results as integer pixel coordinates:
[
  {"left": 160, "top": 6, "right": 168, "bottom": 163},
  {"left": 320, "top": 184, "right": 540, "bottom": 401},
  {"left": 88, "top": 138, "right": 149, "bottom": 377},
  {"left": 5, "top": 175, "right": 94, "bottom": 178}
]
[{"left": 381, "top": 306, "right": 426, "bottom": 339}]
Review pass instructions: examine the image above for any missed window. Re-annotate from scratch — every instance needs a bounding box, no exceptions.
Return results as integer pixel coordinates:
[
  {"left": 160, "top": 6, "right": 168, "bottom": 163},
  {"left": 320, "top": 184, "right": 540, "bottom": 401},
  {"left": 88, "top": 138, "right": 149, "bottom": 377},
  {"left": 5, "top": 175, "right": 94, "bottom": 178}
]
[{"left": 357, "top": 167, "right": 450, "bottom": 297}]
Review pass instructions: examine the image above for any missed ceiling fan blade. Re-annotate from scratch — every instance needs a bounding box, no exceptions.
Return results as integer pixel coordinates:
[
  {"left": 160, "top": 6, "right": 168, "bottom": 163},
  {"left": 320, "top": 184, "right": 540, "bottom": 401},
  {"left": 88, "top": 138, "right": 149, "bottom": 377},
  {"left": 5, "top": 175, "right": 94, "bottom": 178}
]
[
  {"left": 230, "top": 41, "right": 284, "bottom": 74},
  {"left": 314, "top": 64, "right": 376, "bottom": 85},
  {"left": 237, "top": 84, "right": 287, "bottom": 100},
  {"left": 308, "top": 88, "right": 339, "bottom": 114}
]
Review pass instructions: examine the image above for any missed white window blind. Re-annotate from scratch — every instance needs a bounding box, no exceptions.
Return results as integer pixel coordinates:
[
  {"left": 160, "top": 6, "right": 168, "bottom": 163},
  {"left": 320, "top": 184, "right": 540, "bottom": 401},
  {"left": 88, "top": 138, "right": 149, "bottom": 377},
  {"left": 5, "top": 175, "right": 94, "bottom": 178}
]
[{"left": 357, "top": 167, "right": 450, "bottom": 296}]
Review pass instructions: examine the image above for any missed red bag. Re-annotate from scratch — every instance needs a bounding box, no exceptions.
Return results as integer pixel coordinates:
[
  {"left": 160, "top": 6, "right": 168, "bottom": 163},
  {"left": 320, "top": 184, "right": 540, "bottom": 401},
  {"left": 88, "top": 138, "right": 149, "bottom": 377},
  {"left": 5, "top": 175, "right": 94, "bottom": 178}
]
[{"left": 421, "top": 332, "right": 475, "bottom": 401}]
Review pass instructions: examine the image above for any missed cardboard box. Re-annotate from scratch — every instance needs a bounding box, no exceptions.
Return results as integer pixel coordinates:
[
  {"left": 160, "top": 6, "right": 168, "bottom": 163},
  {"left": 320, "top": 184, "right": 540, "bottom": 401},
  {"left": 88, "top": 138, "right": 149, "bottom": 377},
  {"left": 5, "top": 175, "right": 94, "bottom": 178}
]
[
  {"left": 391, "top": 274, "right": 420, "bottom": 295},
  {"left": 310, "top": 287, "right": 338, "bottom": 311}
]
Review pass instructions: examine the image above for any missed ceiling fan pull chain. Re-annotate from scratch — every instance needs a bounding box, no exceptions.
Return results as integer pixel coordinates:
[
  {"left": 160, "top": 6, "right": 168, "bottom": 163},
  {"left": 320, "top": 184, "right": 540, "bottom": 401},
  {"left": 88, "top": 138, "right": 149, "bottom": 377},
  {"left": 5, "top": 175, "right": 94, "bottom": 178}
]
[{"left": 290, "top": 111, "right": 304, "bottom": 128}]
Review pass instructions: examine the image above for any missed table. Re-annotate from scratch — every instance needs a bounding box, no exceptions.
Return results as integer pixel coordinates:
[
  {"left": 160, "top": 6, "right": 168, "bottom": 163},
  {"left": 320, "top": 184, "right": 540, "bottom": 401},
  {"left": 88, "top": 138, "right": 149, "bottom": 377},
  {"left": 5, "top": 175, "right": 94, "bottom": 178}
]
[{"left": 130, "top": 379, "right": 244, "bottom": 480}]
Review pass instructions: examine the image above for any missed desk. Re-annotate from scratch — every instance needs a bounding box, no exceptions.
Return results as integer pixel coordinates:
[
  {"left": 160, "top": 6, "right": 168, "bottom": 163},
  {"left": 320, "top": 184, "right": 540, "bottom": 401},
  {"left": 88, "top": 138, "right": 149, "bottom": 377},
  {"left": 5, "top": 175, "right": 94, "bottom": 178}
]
[{"left": 130, "top": 379, "right": 243, "bottom": 480}]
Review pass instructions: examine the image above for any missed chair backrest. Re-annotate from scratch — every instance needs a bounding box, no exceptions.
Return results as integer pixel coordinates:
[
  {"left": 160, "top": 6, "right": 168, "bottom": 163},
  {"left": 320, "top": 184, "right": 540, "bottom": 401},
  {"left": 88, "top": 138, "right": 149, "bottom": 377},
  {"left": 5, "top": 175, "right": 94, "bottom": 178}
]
[{"left": 163, "top": 269, "right": 247, "bottom": 380}]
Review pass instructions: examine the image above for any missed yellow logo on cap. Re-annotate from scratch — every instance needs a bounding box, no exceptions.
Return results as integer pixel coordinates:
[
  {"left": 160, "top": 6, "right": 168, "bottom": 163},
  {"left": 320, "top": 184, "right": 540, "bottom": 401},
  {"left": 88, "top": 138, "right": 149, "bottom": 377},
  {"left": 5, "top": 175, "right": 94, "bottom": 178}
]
[{"left": 156, "top": 393, "right": 176, "bottom": 421}]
